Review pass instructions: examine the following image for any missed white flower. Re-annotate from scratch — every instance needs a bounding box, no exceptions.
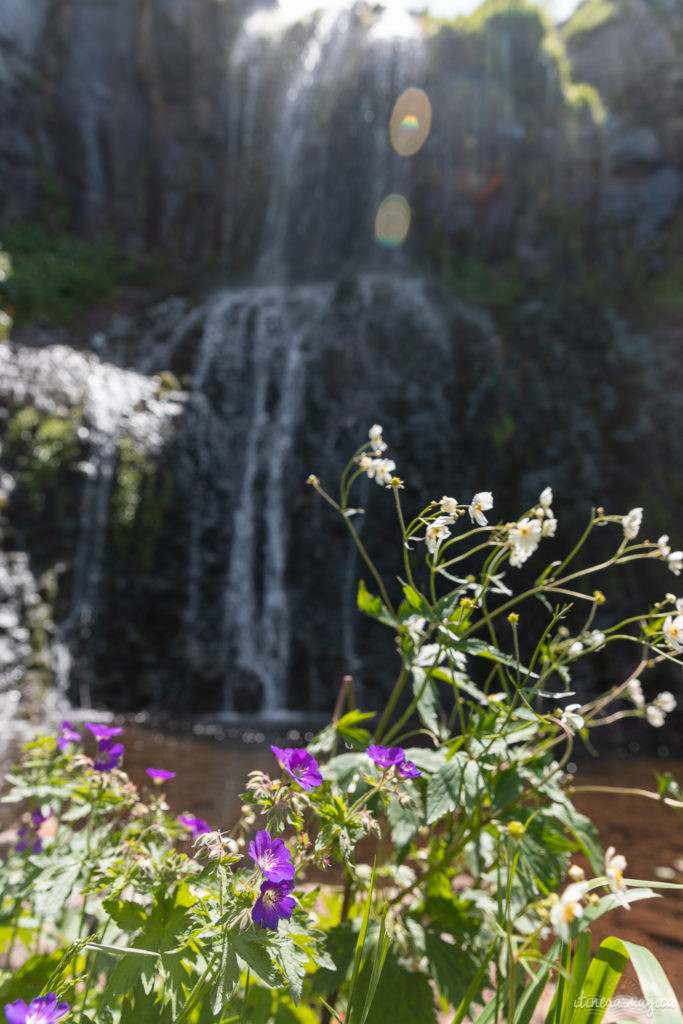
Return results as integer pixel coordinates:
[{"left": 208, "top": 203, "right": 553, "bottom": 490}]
[
  {"left": 374, "top": 459, "right": 396, "bottom": 485},
  {"left": 542, "top": 517, "right": 558, "bottom": 537},
  {"left": 668, "top": 551, "right": 683, "bottom": 576},
  {"left": 626, "top": 678, "right": 645, "bottom": 708},
  {"left": 425, "top": 515, "right": 453, "bottom": 554},
  {"left": 662, "top": 614, "right": 683, "bottom": 652},
  {"left": 439, "top": 495, "right": 459, "bottom": 517},
  {"left": 560, "top": 703, "right": 585, "bottom": 734},
  {"left": 658, "top": 535, "right": 671, "bottom": 558},
  {"left": 540, "top": 486, "right": 553, "bottom": 509},
  {"left": 368, "top": 424, "right": 387, "bottom": 453},
  {"left": 550, "top": 882, "right": 588, "bottom": 943},
  {"left": 508, "top": 517, "right": 542, "bottom": 567},
  {"left": 654, "top": 690, "right": 676, "bottom": 713},
  {"left": 359, "top": 454, "right": 374, "bottom": 473},
  {"left": 569, "top": 641, "right": 584, "bottom": 656},
  {"left": 604, "top": 846, "right": 628, "bottom": 896},
  {"left": 646, "top": 705, "right": 666, "bottom": 728},
  {"left": 412, "top": 642, "right": 447, "bottom": 668},
  {"left": 588, "top": 629, "right": 606, "bottom": 650},
  {"left": 469, "top": 491, "right": 493, "bottom": 527},
  {"left": 622, "top": 507, "right": 643, "bottom": 540}
]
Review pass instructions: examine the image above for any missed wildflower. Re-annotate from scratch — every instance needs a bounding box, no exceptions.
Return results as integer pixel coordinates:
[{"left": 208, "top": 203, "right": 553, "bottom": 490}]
[
  {"left": 146, "top": 768, "right": 176, "bottom": 783},
  {"left": 425, "top": 516, "right": 453, "bottom": 554},
  {"left": 57, "top": 720, "right": 80, "bottom": 750},
  {"left": 248, "top": 829, "right": 295, "bottom": 882},
  {"left": 646, "top": 705, "right": 665, "bottom": 728},
  {"left": 270, "top": 746, "right": 322, "bottom": 791},
  {"left": 560, "top": 704, "right": 584, "bottom": 734},
  {"left": 179, "top": 814, "right": 211, "bottom": 839},
  {"left": 397, "top": 760, "right": 422, "bottom": 779},
  {"left": 4, "top": 993, "right": 70, "bottom": 1024},
  {"left": 626, "top": 678, "right": 645, "bottom": 708},
  {"left": 252, "top": 879, "right": 296, "bottom": 930},
  {"left": 93, "top": 738, "right": 124, "bottom": 772},
  {"left": 604, "top": 846, "right": 627, "bottom": 895},
  {"left": 658, "top": 535, "right": 671, "bottom": 558},
  {"left": 568, "top": 864, "right": 585, "bottom": 882},
  {"left": 622, "top": 507, "right": 643, "bottom": 540},
  {"left": 367, "top": 744, "right": 406, "bottom": 769},
  {"left": 550, "top": 881, "right": 588, "bottom": 943},
  {"left": 662, "top": 614, "right": 683, "bottom": 651},
  {"left": 568, "top": 641, "right": 583, "bottom": 656},
  {"left": 654, "top": 691, "right": 676, "bottom": 713},
  {"left": 374, "top": 459, "right": 396, "bottom": 486},
  {"left": 540, "top": 486, "right": 553, "bottom": 509},
  {"left": 542, "top": 517, "right": 558, "bottom": 538},
  {"left": 85, "top": 723, "right": 123, "bottom": 740},
  {"left": 439, "top": 495, "right": 459, "bottom": 517},
  {"left": 508, "top": 517, "right": 542, "bottom": 567},
  {"left": 668, "top": 551, "right": 683, "bottom": 576},
  {"left": 368, "top": 423, "right": 387, "bottom": 453},
  {"left": 469, "top": 491, "right": 493, "bottom": 527},
  {"left": 588, "top": 630, "right": 606, "bottom": 650}
]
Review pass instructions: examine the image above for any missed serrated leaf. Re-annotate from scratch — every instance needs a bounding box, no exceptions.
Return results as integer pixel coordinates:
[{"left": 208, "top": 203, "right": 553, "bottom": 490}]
[
  {"left": 32, "top": 861, "right": 82, "bottom": 919},
  {"left": 387, "top": 791, "right": 423, "bottom": 849},
  {"left": 411, "top": 667, "right": 443, "bottom": 737},
  {"left": 233, "top": 932, "right": 281, "bottom": 988},
  {"left": 276, "top": 938, "right": 308, "bottom": 1004},
  {"left": 357, "top": 580, "right": 396, "bottom": 627},
  {"left": 102, "top": 898, "right": 149, "bottom": 934},
  {"left": 100, "top": 952, "right": 149, "bottom": 1010},
  {"left": 211, "top": 933, "right": 239, "bottom": 1014},
  {"left": 401, "top": 584, "right": 433, "bottom": 619},
  {"left": 426, "top": 755, "right": 466, "bottom": 824}
]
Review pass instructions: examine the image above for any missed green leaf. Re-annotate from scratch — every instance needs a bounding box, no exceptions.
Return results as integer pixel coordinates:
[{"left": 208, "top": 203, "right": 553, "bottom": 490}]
[
  {"left": 211, "top": 933, "right": 240, "bottom": 1015},
  {"left": 357, "top": 580, "right": 396, "bottom": 626},
  {"left": 276, "top": 938, "right": 308, "bottom": 1004},
  {"left": 387, "top": 791, "right": 423, "bottom": 850},
  {"left": 401, "top": 584, "right": 433, "bottom": 619},
  {"left": 102, "top": 898, "right": 149, "bottom": 934},
  {"left": 32, "top": 860, "right": 82, "bottom": 918},
  {"left": 233, "top": 932, "right": 281, "bottom": 988},
  {"left": 101, "top": 953, "right": 150, "bottom": 1010},
  {"left": 425, "top": 754, "right": 466, "bottom": 824},
  {"left": 336, "top": 710, "right": 376, "bottom": 749},
  {"left": 424, "top": 931, "right": 480, "bottom": 1009},
  {"left": 411, "top": 667, "right": 443, "bottom": 737},
  {"left": 364, "top": 953, "right": 438, "bottom": 1024}
]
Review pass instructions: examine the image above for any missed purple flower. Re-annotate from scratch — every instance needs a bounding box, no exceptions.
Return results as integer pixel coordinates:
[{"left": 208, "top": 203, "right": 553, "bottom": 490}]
[
  {"left": 248, "top": 829, "right": 295, "bottom": 882},
  {"left": 93, "top": 739, "right": 124, "bottom": 772},
  {"left": 85, "top": 723, "right": 123, "bottom": 740},
  {"left": 4, "top": 993, "right": 70, "bottom": 1024},
  {"left": 57, "top": 720, "right": 81, "bottom": 750},
  {"left": 179, "top": 814, "right": 211, "bottom": 839},
  {"left": 397, "top": 760, "right": 421, "bottom": 778},
  {"left": 367, "top": 745, "right": 406, "bottom": 769},
  {"left": 252, "top": 879, "right": 296, "bottom": 930},
  {"left": 270, "top": 746, "right": 322, "bottom": 791},
  {"left": 146, "top": 768, "right": 176, "bottom": 783}
]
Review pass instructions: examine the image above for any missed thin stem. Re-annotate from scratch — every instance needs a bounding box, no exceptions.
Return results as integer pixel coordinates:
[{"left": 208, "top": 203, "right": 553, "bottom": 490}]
[{"left": 570, "top": 785, "right": 683, "bottom": 809}]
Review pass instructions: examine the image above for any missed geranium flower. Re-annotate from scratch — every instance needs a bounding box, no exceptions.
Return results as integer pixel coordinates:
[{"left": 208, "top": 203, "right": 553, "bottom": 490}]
[
  {"left": 270, "top": 746, "right": 322, "bottom": 791},
  {"left": 252, "top": 879, "right": 296, "bottom": 930},
  {"left": 367, "top": 745, "right": 406, "bottom": 769},
  {"left": 57, "top": 721, "right": 80, "bottom": 750},
  {"left": 550, "top": 881, "right": 588, "bottom": 943},
  {"left": 93, "top": 739, "right": 124, "bottom": 772},
  {"left": 146, "top": 768, "right": 176, "bottom": 783},
  {"left": 248, "top": 829, "right": 295, "bottom": 882},
  {"left": 468, "top": 492, "right": 493, "bottom": 527},
  {"left": 397, "top": 760, "right": 421, "bottom": 778},
  {"left": 179, "top": 815, "right": 211, "bottom": 839},
  {"left": 85, "top": 723, "right": 123, "bottom": 740},
  {"left": 622, "top": 507, "right": 643, "bottom": 540},
  {"left": 4, "top": 993, "right": 69, "bottom": 1024}
]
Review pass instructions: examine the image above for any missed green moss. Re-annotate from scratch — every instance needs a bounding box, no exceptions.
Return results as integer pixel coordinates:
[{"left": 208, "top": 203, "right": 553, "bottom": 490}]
[
  {"left": 442, "top": 257, "right": 525, "bottom": 308},
  {"left": 642, "top": 258, "right": 683, "bottom": 310},
  {"left": 5, "top": 405, "right": 83, "bottom": 511},
  {"left": 563, "top": 0, "right": 617, "bottom": 40},
  {"left": 0, "top": 221, "right": 164, "bottom": 326},
  {"left": 110, "top": 436, "right": 174, "bottom": 571}
]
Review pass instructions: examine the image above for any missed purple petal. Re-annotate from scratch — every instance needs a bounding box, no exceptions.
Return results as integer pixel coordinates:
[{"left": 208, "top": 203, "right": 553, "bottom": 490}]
[
  {"left": 86, "top": 723, "right": 123, "bottom": 740},
  {"left": 270, "top": 744, "right": 286, "bottom": 765},
  {"left": 4, "top": 999, "right": 29, "bottom": 1024},
  {"left": 397, "top": 760, "right": 421, "bottom": 778},
  {"left": 252, "top": 879, "right": 295, "bottom": 930},
  {"left": 179, "top": 815, "right": 211, "bottom": 838},
  {"left": 367, "top": 744, "right": 406, "bottom": 769},
  {"left": 146, "top": 768, "right": 176, "bottom": 782}
]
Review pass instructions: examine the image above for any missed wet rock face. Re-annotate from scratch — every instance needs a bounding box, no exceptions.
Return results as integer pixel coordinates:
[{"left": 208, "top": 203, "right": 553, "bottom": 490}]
[{"left": 2, "top": 0, "right": 680, "bottom": 275}]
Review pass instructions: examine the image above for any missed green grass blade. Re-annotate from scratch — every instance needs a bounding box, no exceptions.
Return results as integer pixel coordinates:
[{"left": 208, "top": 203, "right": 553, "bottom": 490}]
[
  {"left": 567, "top": 937, "right": 629, "bottom": 1024},
  {"left": 618, "top": 939, "right": 682, "bottom": 1024}
]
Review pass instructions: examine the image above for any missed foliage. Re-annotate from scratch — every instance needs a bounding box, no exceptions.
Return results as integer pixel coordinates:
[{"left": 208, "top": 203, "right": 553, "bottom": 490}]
[
  {"left": 562, "top": 0, "right": 617, "bottom": 42},
  {"left": 3, "top": 405, "right": 83, "bottom": 513},
  {"left": 441, "top": 256, "right": 525, "bottom": 308},
  {"left": 2, "top": 430, "right": 683, "bottom": 1023},
  {"left": 110, "top": 436, "right": 175, "bottom": 570},
  {"left": 0, "top": 222, "right": 163, "bottom": 327}
]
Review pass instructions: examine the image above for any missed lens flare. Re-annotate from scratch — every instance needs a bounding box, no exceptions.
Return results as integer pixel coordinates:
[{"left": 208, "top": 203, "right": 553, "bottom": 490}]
[
  {"left": 374, "top": 194, "right": 411, "bottom": 248},
  {"left": 389, "top": 87, "right": 432, "bottom": 157}
]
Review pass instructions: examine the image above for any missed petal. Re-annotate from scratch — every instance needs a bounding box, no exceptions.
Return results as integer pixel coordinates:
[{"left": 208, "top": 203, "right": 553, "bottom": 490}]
[{"left": 4, "top": 1000, "right": 29, "bottom": 1024}]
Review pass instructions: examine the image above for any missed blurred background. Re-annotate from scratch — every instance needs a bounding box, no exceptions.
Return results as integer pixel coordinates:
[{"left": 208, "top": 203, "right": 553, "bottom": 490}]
[{"left": 0, "top": 0, "right": 682, "bottom": 750}]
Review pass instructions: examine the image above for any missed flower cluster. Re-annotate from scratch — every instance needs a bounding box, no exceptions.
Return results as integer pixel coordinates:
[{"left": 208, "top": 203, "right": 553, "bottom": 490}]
[
  {"left": 622, "top": 507, "right": 643, "bottom": 541},
  {"left": 86, "top": 723, "right": 124, "bottom": 772},
  {"left": 57, "top": 720, "right": 80, "bottom": 751},
  {"left": 358, "top": 424, "right": 397, "bottom": 486},
  {"left": 367, "top": 744, "right": 421, "bottom": 778},
  {"left": 270, "top": 746, "right": 322, "bottom": 791},
  {"left": 249, "top": 830, "right": 296, "bottom": 930},
  {"left": 657, "top": 535, "right": 683, "bottom": 576},
  {"left": 550, "top": 845, "right": 629, "bottom": 942},
  {"left": 507, "top": 487, "right": 556, "bottom": 568},
  {"left": 4, "top": 993, "right": 69, "bottom": 1024}
]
